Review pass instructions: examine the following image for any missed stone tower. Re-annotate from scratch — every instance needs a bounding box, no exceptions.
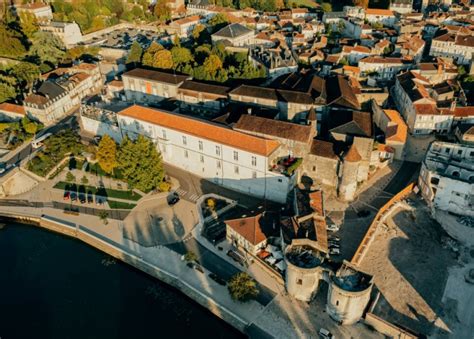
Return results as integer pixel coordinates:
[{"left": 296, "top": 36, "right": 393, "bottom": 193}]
[
  {"left": 284, "top": 239, "right": 327, "bottom": 302},
  {"left": 326, "top": 261, "right": 373, "bottom": 325},
  {"left": 338, "top": 144, "right": 361, "bottom": 201}
]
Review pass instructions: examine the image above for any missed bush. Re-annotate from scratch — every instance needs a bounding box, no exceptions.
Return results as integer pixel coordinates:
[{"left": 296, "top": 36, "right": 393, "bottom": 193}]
[
  {"left": 158, "top": 181, "right": 171, "bottom": 192},
  {"left": 184, "top": 251, "right": 197, "bottom": 262},
  {"left": 228, "top": 272, "right": 258, "bottom": 302}
]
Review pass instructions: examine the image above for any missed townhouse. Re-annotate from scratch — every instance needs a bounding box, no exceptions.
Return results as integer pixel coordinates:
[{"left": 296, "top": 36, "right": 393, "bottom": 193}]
[
  {"left": 365, "top": 8, "right": 397, "bottom": 28},
  {"left": 122, "top": 68, "right": 191, "bottom": 103},
  {"left": 15, "top": 2, "right": 53, "bottom": 21},
  {"left": 0, "top": 103, "right": 26, "bottom": 122},
  {"left": 430, "top": 31, "right": 474, "bottom": 64},
  {"left": 168, "top": 15, "right": 201, "bottom": 38},
  {"left": 418, "top": 141, "right": 474, "bottom": 217},
  {"left": 359, "top": 56, "right": 412, "bottom": 81}
]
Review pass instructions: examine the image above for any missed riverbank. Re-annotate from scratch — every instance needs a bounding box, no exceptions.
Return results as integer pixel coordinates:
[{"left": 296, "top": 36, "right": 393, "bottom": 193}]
[
  {"left": 0, "top": 212, "right": 253, "bottom": 334},
  {"left": 0, "top": 222, "right": 244, "bottom": 339}
]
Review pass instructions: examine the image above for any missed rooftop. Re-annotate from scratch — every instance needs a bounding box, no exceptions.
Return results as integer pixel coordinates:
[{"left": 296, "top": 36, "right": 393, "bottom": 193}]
[
  {"left": 286, "top": 243, "right": 324, "bottom": 269},
  {"left": 332, "top": 261, "right": 373, "bottom": 292}
]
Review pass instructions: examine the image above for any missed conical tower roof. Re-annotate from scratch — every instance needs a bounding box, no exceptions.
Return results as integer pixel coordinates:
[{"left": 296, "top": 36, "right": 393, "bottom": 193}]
[{"left": 344, "top": 144, "right": 362, "bottom": 162}]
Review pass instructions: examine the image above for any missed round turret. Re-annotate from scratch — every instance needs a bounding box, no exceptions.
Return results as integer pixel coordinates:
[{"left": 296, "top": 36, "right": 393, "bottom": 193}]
[{"left": 284, "top": 239, "right": 326, "bottom": 302}]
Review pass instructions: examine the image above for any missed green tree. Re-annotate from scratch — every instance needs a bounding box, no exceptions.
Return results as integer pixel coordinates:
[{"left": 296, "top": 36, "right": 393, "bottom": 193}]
[
  {"left": 153, "top": 49, "right": 173, "bottom": 69},
  {"left": 118, "top": 135, "right": 165, "bottom": 192},
  {"left": 171, "top": 46, "right": 193, "bottom": 68},
  {"left": 0, "top": 22, "right": 27, "bottom": 58},
  {"left": 96, "top": 134, "right": 117, "bottom": 174},
  {"left": 192, "top": 24, "right": 208, "bottom": 43},
  {"left": 142, "top": 41, "right": 164, "bottom": 67},
  {"left": 154, "top": 0, "right": 171, "bottom": 22},
  {"left": 19, "top": 12, "right": 39, "bottom": 39},
  {"left": 227, "top": 272, "right": 258, "bottom": 302},
  {"left": 208, "top": 13, "right": 229, "bottom": 33},
  {"left": 184, "top": 251, "right": 197, "bottom": 262},
  {"left": 10, "top": 62, "right": 40, "bottom": 87},
  {"left": 203, "top": 54, "right": 223, "bottom": 75},
  {"left": 126, "top": 41, "right": 143, "bottom": 65},
  {"left": 66, "top": 171, "right": 76, "bottom": 183},
  {"left": 29, "top": 31, "right": 66, "bottom": 65},
  {"left": 321, "top": 2, "right": 332, "bottom": 12},
  {"left": 0, "top": 82, "right": 16, "bottom": 103},
  {"left": 81, "top": 175, "right": 89, "bottom": 185},
  {"left": 21, "top": 116, "right": 40, "bottom": 135},
  {"left": 99, "top": 211, "right": 108, "bottom": 225}
]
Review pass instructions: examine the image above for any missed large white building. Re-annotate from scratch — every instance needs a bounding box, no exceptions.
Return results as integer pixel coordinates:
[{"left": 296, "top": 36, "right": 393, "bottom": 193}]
[
  {"left": 39, "top": 21, "right": 83, "bottom": 47},
  {"left": 82, "top": 105, "right": 297, "bottom": 203},
  {"left": 430, "top": 32, "right": 474, "bottom": 65},
  {"left": 419, "top": 141, "right": 474, "bottom": 217}
]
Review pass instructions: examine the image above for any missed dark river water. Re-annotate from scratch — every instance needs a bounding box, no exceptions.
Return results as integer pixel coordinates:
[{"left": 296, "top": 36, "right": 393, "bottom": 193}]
[{"left": 0, "top": 222, "right": 245, "bottom": 339}]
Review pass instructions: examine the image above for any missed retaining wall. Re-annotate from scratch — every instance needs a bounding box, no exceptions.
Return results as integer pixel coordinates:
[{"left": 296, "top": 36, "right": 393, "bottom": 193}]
[{"left": 365, "top": 313, "right": 418, "bottom": 339}]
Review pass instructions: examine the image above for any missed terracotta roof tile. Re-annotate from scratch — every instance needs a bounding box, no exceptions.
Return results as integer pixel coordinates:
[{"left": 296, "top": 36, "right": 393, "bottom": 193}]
[
  {"left": 118, "top": 105, "right": 280, "bottom": 156},
  {"left": 225, "top": 213, "right": 276, "bottom": 246},
  {"left": 345, "top": 144, "right": 362, "bottom": 162},
  {"left": 0, "top": 103, "right": 25, "bottom": 115}
]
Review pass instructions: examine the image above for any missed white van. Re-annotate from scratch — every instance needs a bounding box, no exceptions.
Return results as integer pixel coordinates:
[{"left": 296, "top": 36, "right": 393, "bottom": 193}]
[
  {"left": 32, "top": 133, "right": 52, "bottom": 149},
  {"left": 318, "top": 328, "right": 334, "bottom": 339}
]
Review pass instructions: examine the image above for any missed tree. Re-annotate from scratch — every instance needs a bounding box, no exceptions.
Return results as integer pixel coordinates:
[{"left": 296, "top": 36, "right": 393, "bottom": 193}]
[
  {"left": 208, "top": 13, "right": 229, "bottom": 33},
  {"left": 29, "top": 31, "right": 66, "bottom": 65},
  {"left": 142, "top": 41, "right": 164, "bottom": 67},
  {"left": 171, "top": 46, "right": 193, "bottom": 68},
  {"left": 21, "top": 116, "right": 40, "bottom": 135},
  {"left": 154, "top": 0, "right": 171, "bottom": 22},
  {"left": 99, "top": 211, "right": 109, "bottom": 225},
  {"left": 81, "top": 175, "right": 89, "bottom": 185},
  {"left": 66, "top": 171, "right": 76, "bottom": 183},
  {"left": 0, "top": 23, "right": 27, "bottom": 58},
  {"left": 19, "top": 12, "right": 38, "bottom": 39},
  {"left": 118, "top": 135, "right": 165, "bottom": 192},
  {"left": 126, "top": 41, "right": 143, "bottom": 65},
  {"left": 0, "top": 82, "right": 16, "bottom": 103},
  {"left": 10, "top": 62, "right": 40, "bottom": 87},
  {"left": 203, "top": 54, "right": 223, "bottom": 75},
  {"left": 192, "top": 24, "right": 207, "bottom": 42},
  {"left": 227, "top": 272, "right": 258, "bottom": 302},
  {"left": 184, "top": 251, "right": 197, "bottom": 262},
  {"left": 96, "top": 134, "right": 117, "bottom": 175},
  {"left": 153, "top": 49, "right": 173, "bottom": 69},
  {"left": 321, "top": 2, "right": 332, "bottom": 12}
]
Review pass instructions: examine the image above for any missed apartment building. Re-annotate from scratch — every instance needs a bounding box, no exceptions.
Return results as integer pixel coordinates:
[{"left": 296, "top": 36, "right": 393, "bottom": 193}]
[
  {"left": 115, "top": 105, "right": 295, "bottom": 203},
  {"left": 359, "top": 57, "right": 412, "bottom": 81},
  {"left": 365, "top": 8, "right": 397, "bottom": 27},
  {"left": 39, "top": 21, "right": 83, "bottom": 47},
  {"left": 168, "top": 15, "right": 201, "bottom": 38},
  {"left": 16, "top": 2, "right": 53, "bottom": 21},
  {"left": 419, "top": 141, "right": 474, "bottom": 216},
  {"left": 430, "top": 32, "right": 474, "bottom": 65},
  {"left": 122, "top": 68, "right": 191, "bottom": 103}
]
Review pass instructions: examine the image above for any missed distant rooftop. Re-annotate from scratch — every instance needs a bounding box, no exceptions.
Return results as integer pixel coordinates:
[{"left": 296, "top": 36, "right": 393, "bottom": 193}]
[{"left": 286, "top": 244, "right": 324, "bottom": 269}]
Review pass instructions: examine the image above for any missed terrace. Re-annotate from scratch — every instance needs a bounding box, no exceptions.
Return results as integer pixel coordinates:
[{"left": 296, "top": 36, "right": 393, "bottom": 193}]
[{"left": 269, "top": 156, "right": 302, "bottom": 177}]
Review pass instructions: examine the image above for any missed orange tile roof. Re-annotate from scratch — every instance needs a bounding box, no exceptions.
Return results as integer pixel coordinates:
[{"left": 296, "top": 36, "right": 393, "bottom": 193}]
[
  {"left": 309, "top": 190, "right": 324, "bottom": 216},
  {"left": 0, "top": 103, "right": 25, "bottom": 115},
  {"left": 225, "top": 214, "right": 267, "bottom": 246},
  {"left": 366, "top": 8, "right": 394, "bottom": 16},
  {"left": 383, "top": 109, "right": 407, "bottom": 143},
  {"left": 345, "top": 144, "right": 362, "bottom": 162},
  {"left": 118, "top": 105, "right": 280, "bottom": 156}
]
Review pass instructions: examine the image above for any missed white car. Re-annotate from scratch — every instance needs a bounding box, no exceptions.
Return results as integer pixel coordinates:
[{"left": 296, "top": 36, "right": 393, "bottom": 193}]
[
  {"left": 329, "top": 248, "right": 340, "bottom": 255},
  {"left": 327, "top": 224, "right": 339, "bottom": 232}
]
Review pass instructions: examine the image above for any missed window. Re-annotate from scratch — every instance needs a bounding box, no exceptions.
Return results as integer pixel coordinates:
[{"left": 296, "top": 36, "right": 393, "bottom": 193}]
[
  {"left": 182, "top": 136, "right": 187, "bottom": 145},
  {"left": 296, "top": 279, "right": 302, "bottom": 285},
  {"left": 217, "top": 160, "right": 221, "bottom": 168},
  {"left": 452, "top": 171, "right": 460, "bottom": 177},
  {"left": 233, "top": 151, "right": 238, "bottom": 161},
  {"left": 445, "top": 147, "right": 450, "bottom": 154},
  {"left": 251, "top": 156, "right": 257, "bottom": 167},
  {"left": 252, "top": 171, "right": 257, "bottom": 179},
  {"left": 216, "top": 146, "right": 221, "bottom": 156},
  {"left": 162, "top": 129, "right": 166, "bottom": 139},
  {"left": 200, "top": 155, "right": 204, "bottom": 163},
  {"left": 278, "top": 178, "right": 282, "bottom": 183},
  {"left": 457, "top": 149, "right": 462, "bottom": 155},
  {"left": 336, "top": 300, "right": 339, "bottom": 306},
  {"left": 234, "top": 165, "right": 239, "bottom": 174},
  {"left": 199, "top": 140, "right": 203, "bottom": 151},
  {"left": 312, "top": 166, "right": 316, "bottom": 171},
  {"left": 184, "top": 150, "right": 188, "bottom": 158}
]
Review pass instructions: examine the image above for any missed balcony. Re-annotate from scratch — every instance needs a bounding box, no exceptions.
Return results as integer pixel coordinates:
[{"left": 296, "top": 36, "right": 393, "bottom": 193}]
[{"left": 270, "top": 156, "right": 302, "bottom": 177}]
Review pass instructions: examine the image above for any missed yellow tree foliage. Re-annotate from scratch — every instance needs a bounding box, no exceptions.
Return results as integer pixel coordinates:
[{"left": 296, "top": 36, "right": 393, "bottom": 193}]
[
  {"left": 153, "top": 49, "right": 173, "bottom": 69},
  {"left": 97, "top": 134, "right": 117, "bottom": 174},
  {"left": 353, "top": 0, "right": 369, "bottom": 9}
]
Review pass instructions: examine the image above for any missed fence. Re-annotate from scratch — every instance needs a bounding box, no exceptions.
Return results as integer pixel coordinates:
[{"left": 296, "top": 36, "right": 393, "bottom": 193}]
[{"left": 351, "top": 182, "right": 415, "bottom": 266}]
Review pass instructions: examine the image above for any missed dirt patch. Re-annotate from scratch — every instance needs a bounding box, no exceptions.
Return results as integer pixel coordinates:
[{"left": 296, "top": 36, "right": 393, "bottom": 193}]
[{"left": 359, "top": 196, "right": 458, "bottom": 337}]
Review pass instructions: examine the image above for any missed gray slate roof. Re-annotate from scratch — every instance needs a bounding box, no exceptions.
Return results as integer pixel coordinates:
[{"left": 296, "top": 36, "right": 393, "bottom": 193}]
[{"left": 213, "top": 23, "right": 253, "bottom": 39}]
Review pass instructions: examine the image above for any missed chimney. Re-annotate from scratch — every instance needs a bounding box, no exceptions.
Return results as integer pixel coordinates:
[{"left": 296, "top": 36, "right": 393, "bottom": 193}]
[{"left": 437, "top": 63, "right": 443, "bottom": 75}]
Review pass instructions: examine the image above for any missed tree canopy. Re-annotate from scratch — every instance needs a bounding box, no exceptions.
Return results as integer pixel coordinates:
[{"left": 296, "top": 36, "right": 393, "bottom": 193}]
[
  {"left": 118, "top": 135, "right": 165, "bottom": 192},
  {"left": 126, "top": 41, "right": 143, "bottom": 65},
  {"left": 0, "top": 22, "right": 27, "bottom": 58},
  {"left": 29, "top": 31, "right": 66, "bottom": 65},
  {"left": 97, "top": 134, "right": 117, "bottom": 174},
  {"left": 227, "top": 272, "right": 259, "bottom": 302}
]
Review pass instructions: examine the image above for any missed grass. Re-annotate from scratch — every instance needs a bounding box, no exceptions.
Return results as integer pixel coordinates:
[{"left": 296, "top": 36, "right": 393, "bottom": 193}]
[
  {"left": 54, "top": 181, "right": 142, "bottom": 201},
  {"left": 107, "top": 200, "right": 137, "bottom": 210}
]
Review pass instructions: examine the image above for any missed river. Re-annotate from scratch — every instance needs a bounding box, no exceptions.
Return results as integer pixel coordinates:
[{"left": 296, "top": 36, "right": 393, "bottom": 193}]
[{"left": 0, "top": 222, "right": 245, "bottom": 339}]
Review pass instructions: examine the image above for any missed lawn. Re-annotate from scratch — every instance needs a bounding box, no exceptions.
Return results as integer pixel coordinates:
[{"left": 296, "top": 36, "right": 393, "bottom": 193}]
[
  {"left": 54, "top": 181, "right": 143, "bottom": 201},
  {"left": 107, "top": 200, "right": 137, "bottom": 210}
]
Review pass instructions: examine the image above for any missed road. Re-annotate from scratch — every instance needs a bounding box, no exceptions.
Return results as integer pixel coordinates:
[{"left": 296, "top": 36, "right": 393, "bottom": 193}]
[
  {"left": 166, "top": 238, "right": 276, "bottom": 306},
  {"left": 0, "top": 114, "right": 78, "bottom": 175}
]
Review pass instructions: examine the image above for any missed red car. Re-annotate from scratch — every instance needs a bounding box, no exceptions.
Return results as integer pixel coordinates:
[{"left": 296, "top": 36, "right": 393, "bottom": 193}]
[{"left": 63, "top": 191, "right": 70, "bottom": 201}]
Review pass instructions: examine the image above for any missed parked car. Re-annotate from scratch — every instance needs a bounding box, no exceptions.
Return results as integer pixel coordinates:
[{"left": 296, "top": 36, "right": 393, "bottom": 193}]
[
  {"left": 63, "top": 191, "right": 70, "bottom": 201},
  {"left": 318, "top": 328, "right": 334, "bottom": 339},
  {"left": 227, "top": 250, "right": 244, "bottom": 265},
  {"left": 194, "top": 264, "right": 204, "bottom": 273},
  {"left": 329, "top": 244, "right": 340, "bottom": 249},
  {"left": 70, "top": 192, "right": 77, "bottom": 202},
  {"left": 209, "top": 273, "right": 226, "bottom": 286},
  {"left": 167, "top": 193, "right": 180, "bottom": 206},
  {"left": 329, "top": 236, "right": 340, "bottom": 241},
  {"left": 327, "top": 224, "right": 339, "bottom": 232},
  {"left": 87, "top": 192, "right": 94, "bottom": 204},
  {"left": 79, "top": 194, "right": 86, "bottom": 204},
  {"left": 329, "top": 248, "right": 340, "bottom": 255}
]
